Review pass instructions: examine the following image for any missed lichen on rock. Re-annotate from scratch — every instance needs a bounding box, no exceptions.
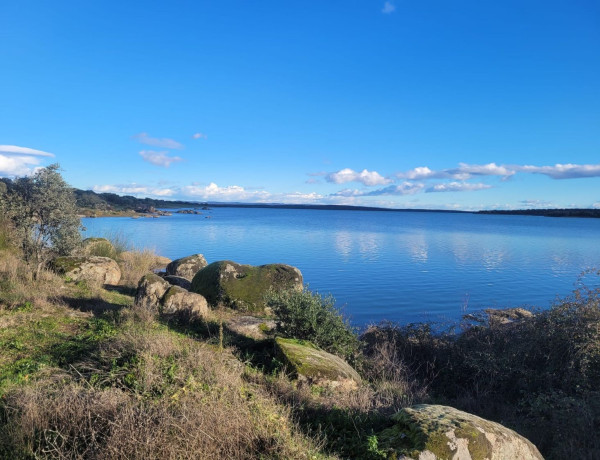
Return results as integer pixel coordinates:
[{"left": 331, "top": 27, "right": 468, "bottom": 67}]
[
  {"left": 377, "top": 404, "right": 544, "bottom": 460},
  {"left": 166, "top": 254, "right": 208, "bottom": 281}
]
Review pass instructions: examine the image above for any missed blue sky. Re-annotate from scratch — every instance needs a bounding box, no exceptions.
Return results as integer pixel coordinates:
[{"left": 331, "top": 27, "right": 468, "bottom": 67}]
[{"left": 1, "top": 0, "right": 599, "bottom": 210}]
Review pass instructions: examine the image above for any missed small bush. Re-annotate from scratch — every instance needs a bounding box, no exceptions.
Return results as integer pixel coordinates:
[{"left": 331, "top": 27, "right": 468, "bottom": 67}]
[{"left": 266, "top": 288, "right": 359, "bottom": 360}]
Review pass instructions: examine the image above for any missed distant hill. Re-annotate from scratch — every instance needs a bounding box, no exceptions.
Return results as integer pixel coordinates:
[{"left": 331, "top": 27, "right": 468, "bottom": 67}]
[
  {"left": 478, "top": 209, "right": 600, "bottom": 218},
  {"left": 74, "top": 189, "right": 201, "bottom": 212}
]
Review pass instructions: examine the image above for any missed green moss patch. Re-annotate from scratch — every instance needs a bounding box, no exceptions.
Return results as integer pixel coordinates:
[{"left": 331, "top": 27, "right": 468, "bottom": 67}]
[
  {"left": 274, "top": 337, "right": 360, "bottom": 384},
  {"left": 191, "top": 261, "right": 302, "bottom": 313}
]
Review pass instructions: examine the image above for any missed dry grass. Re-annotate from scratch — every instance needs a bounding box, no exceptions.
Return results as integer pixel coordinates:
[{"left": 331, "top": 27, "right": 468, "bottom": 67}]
[
  {"left": 117, "top": 249, "right": 165, "bottom": 288},
  {"left": 0, "top": 250, "right": 65, "bottom": 309},
  {"left": 0, "top": 307, "right": 328, "bottom": 459}
]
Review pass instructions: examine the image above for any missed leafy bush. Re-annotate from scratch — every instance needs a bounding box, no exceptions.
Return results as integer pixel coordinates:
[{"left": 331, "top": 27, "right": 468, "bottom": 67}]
[{"left": 266, "top": 288, "right": 359, "bottom": 360}]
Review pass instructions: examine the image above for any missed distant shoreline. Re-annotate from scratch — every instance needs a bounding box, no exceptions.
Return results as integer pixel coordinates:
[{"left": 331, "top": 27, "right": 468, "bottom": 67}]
[{"left": 75, "top": 188, "right": 600, "bottom": 218}]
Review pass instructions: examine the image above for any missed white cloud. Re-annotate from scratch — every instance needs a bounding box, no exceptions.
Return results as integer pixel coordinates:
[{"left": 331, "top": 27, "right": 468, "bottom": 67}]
[
  {"left": 397, "top": 166, "right": 438, "bottom": 180},
  {"left": 0, "top": 155, "right": 45, "bottom": 176},
  {"left": 181, "top": 182, "right": 270, "bottom": 201},
  {"left": 382, "top": 1, "right": 396, "bottom": 14},
  {"left": 133, "top": 132, "right": 184, "bottom": 149},
  {"left": 516, "top": 163, "right": 600, "bottom": 179},
  {"left": 93, "top": 184, "right": 177, "bottom": 197},
  {"left": 332, "top": 182, "right": 424, "bottom": 197},
  {"left": 593, "top": 202, "right": 600, "bottom": 209},
  {"left": 192, "top": 133, "right": 207, "bottom": 140},
  {"left": 519, "top": 199, "right": 554, "bottom": 208},
  {"left": 397, "top": 163, "right": 515, "bottom": 181},
  {"left": 426, "top": 182, "right": 492, "bottom": 193},
  {"left": 0, "top": 145, "right": 54, "bottom": 157},
  {"left": 448, "top": 163, "right": 515, "bottom": 180},
  {"left": 139, "top": 150, "right": 183, "bottom": 168},
  {"left": 326, "top": 168, "right": 392, "bottom": 186},
  {"left": 0, "top": 145, "right": 55, "bottom": 176}
]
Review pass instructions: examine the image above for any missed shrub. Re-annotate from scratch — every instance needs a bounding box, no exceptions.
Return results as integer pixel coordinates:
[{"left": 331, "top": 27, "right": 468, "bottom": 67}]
[{"left": 266, "top": 288, "right": 359, "bottom": 360}]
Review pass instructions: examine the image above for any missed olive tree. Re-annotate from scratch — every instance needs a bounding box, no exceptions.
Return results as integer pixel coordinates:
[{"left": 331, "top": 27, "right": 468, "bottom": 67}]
[{"left": 3, "top": 164, "right": 82, "bottom": 277}]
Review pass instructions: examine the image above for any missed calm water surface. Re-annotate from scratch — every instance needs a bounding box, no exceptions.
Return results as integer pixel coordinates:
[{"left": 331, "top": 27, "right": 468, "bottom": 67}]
[{"left": 82, "top": 208, "right": 600, "bottom": 326}]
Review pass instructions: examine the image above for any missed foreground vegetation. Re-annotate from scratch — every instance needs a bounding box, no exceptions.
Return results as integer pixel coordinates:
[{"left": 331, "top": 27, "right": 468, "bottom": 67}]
[{"left": 0, "top": 166, "right": 599, "bottom": 458}]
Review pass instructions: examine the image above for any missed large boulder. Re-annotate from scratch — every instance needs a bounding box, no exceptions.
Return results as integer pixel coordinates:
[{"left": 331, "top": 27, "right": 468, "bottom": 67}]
[
  {"left": 377, "top": 404, "right": 543, "bottom": 460},
  {"left": 134, "top": 273, "right": 171, "bottom": 311},
  {"left": 190, "top": 261, "right": 303, "bottom": 313},
  {"left": 166, "top": 254, "right": 208, "bottom": 281},
  {"left": 274, "top": 337, "right": 361, "bottom": 389},
  {"left": 52, "top": 256, "right": 121, "bottom": 285},
  {"left": 163, "top": 275, "right": 192, "bottom": 290},
  {"left": 162, "top": 285, "right": 208, "bottom": 319}
]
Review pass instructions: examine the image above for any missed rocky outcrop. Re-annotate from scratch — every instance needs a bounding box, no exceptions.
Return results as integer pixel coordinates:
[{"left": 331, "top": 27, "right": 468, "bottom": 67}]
[
  {"left": 484, "top": 307, "right": 534, "bottom": 325},
  {"left": 377, "top": 404, "right": 543, "bottom": 460},
  {"left": 274, "top": 337, "right": 361, "bottom": 389},
  {"left": 162, "top": 285, "right": 208, "bottom": 319},
  {"left": 190, "top": 261, "right": 303, "bottom": 313},
  {"left": 163, "top": 275, "right": 192, "bottom": 290},
  {"left": 166, "top": 254, "right": 208, "bottom": 281},
  {"left": 52, "top": 256, "right": 121, "bottom": 285},
  {"left": 135, "top": 274, "right": 209, "bottom": 320},
  {"left": 134, "top": 273, "right": 171, "bottom": 311}
]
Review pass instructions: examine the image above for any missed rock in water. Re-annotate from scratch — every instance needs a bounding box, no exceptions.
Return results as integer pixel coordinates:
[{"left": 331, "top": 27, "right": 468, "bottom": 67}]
[
  {"left": 377, "top": 404, "right": 544, "bottom": 460},
  {"left": 274, "top": 337, "right": 361, "bottom": 390},
  {"left": 166, "top": 254, "right": 208, "bottom": 281},
  {"left": 190, "top": 260, "right": 303, "bottom": 313},
  {"left": 52, "top": 256, "right": 121, "bottom": 285}
]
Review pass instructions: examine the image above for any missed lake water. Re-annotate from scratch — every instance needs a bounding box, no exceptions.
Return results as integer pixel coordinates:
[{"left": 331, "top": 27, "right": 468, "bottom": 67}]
[{"left": 81, "top": 208, "right": 600, "bottom": 327}]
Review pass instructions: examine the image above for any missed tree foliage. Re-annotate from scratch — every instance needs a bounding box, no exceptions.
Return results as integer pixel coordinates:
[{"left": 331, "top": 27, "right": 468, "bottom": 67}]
[{"left": 1, "top": 164, "right": 81, "bottom": 275}]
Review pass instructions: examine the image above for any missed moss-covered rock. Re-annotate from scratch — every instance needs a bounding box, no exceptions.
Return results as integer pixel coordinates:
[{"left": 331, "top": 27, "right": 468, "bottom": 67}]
[
  {"left": 274, "top": 337, "right": 361, "bottom": 389},
  {"left": 377, "top": 404, "right": 543, "bottom": 460},
  {"left": 166, "top": 254, "right": 208, "bottom": 281},
  {"left": 134, "top": 273, "right": 170, "bottom": 312},
  {"left": 161, "top": 285, "right": 209, "bottom": 320},
  {"left": 190, "top": 261, "right": 303, "bottom": 313},
  {"left": 51, "top": 256, "right": 121, "bottom": 285}
]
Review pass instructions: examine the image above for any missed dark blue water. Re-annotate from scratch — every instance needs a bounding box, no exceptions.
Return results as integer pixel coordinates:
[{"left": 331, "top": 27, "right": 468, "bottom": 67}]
[{"left": 82, "top": 208, "right": 600, "bottom": 326}]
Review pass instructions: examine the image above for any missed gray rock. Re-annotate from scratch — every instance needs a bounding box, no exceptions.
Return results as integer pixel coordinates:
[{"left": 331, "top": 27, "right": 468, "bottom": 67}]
[
  {"left": 162, "top": 285, "right": 208, "bottom": 319},
  {"left": 166, "top": 254, "right": 208, "bottom": 281},
  {"left": 163, "top": 275, "right": 192, "bottom": 290},
  {"left": 190, "top": 260, "right": 303, "bottom": 313},
  {"left": 135, "top": 273, "right": 171, "bottom": 311},
  {"left": 52, "top": 256, "right": 121, "bottom": 285},
  {"left": 274, "top": 337, "right": 361, "bottom": 390},
  {"left": 377, "top": 404, "right": 543, "bottom": 460},
  {"left": 227, "top": 315, "right": 275, "bottom": 339}
]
